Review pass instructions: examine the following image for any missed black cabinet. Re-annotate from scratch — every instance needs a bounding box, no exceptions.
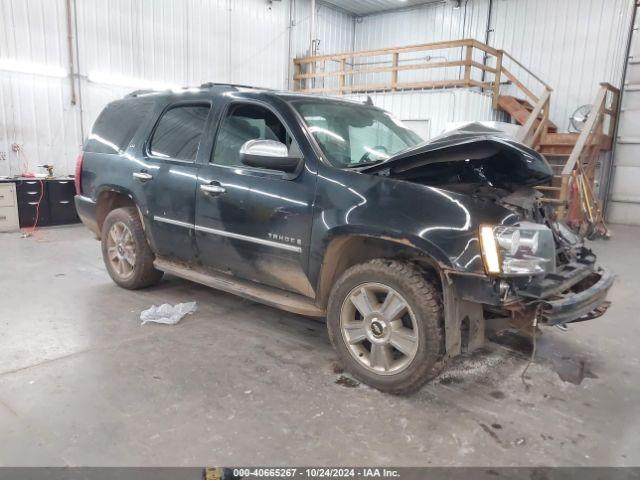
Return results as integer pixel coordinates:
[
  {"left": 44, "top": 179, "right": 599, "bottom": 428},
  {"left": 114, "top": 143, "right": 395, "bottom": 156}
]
[
  {"left": 47, "top": 179, "right": 77, "bottom": 224},
  {"left": 2, "top": 178, "right": 80, "bottom": 228},
  {"left": 15, "top": 180, "right": 50, "bottom": 227}
]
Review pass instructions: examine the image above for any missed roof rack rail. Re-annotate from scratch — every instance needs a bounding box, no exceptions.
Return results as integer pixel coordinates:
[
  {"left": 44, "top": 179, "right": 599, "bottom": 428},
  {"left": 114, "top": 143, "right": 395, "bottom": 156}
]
[
  {"left": 126, "top": 89, "right": 155, "bottom": 97},
  {"left": 199, "top": 82, "right": 276, "bottom": 91}
]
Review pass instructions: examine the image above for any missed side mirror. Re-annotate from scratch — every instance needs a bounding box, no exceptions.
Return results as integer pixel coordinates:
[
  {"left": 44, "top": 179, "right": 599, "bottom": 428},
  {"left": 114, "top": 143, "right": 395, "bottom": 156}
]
[{"left": 240, "top": 139, "right": 302, "bottom": 173}]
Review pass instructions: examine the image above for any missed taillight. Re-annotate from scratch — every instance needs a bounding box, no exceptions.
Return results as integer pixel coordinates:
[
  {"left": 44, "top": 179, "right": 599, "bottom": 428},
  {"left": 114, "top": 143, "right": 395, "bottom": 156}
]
[{"left": 74, "top": 152, "right": 84, "bottom": 194}]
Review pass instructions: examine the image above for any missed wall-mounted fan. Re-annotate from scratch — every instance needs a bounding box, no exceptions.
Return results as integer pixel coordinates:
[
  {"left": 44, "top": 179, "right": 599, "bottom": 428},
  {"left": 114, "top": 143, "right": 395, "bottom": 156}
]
[{"left": 569, "top": 104, "right": 592, "bottom": 132}]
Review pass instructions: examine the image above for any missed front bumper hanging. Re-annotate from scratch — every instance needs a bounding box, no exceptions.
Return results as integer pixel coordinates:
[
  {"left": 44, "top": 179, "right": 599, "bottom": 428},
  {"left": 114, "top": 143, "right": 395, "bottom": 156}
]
[
  {"left": 540, "top": 269, "right": 614, "bottom": 325},
  {"left": 518, "top": 263, "right": 614, "bottom": 326}
]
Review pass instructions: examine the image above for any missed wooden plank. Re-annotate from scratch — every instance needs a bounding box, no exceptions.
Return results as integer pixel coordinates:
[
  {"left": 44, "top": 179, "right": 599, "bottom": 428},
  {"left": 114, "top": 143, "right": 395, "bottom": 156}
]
[
  {"left": 502, "top": 50, "right": 553, "bottom": 91},
  {"left": 469, "top": 80, "right": 493, "bottom": 90},
  {"left": 293, "top": 62, "right": 302, "bottom": 91},
  {"left": 562, "top": 87, "right": 608, "bottom": 175},
  {"left": 492, "top": 51, "right": 503, "bottom": 110},
  {"left": 391, "top": 52, "right": 399, "bottom": 90},
  {"left": 498, "top": 95, "right": 558, "bottom": 131},
  {"left": 556, "top": 174, "right": 571, "bottom": 219},
  {"left": 471, "top": 39, "right": 500, "bottom": 57},
  {"left": 293, "top": 59, "right": 468, "bottom": 80},
  {"left": 294, "top": 38, "right": 474, "bottom": 65},
  {"left": 471, "top": 61, "right": 497, "bottom": 74},
  {"left": 517, "top": 89, "right": 550, "bottom": 146},
  {"left": 464, "top": 45, "right": 473, "bottom": 84},
  {"left": 599, "top": 81, "right": 620, "bottom": 94},
  {"left": 298, "top": 79, "right": 472, "bottom": 95},
  {"left": 501, "top": 67, "right": 538, "bottom": 103},
  {"left": 540, "top": 133, "right": 580, "bottom": 145}
]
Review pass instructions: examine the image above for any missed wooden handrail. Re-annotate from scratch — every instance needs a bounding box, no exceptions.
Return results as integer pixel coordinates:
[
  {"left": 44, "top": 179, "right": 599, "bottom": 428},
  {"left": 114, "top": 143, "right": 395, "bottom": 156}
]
[
  {"left": 501, "top": 67, "right": 539, "bottom": 103},
  {"left": 293, "top": 38, "right": 474, "bottom": 65},
  {"left": 293, "top": 39, "right": 550, "bottom": 109},
  {"left": 293, "top": 38, "right": 623, "bottom": 226},
  {"left": 517, "top": 89, "right": 551, "bottom": 147},
  {"left": 501, "top": 51, "right": 553, "bottom": 91},
  {"left": 556, "top": 83, "right": 620, "bottom": 220},
  {"left": 562, "top": 86, "right": 612, "bottom": 175},
  {"left": 294, "top": 59, "right": 471, "bottom": 80}
]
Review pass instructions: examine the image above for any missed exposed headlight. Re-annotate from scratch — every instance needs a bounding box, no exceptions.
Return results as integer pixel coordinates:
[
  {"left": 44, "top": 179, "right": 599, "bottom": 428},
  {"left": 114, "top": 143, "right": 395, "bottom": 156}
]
[{"left": 479, "top": 222, "right": 556, "bottom": 276}]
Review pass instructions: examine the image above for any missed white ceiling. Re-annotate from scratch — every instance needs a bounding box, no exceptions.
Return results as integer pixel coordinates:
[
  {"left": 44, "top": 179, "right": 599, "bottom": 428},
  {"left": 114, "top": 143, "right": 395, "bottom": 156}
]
[{"left": 320, "top": 0, "right": 444, "bottom": 16}]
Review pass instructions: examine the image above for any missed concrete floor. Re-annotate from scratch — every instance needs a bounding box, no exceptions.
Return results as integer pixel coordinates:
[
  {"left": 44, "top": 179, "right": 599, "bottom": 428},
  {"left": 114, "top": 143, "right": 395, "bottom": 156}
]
[{"left": 0, "top": 224, "right": 639, "bottom": 467}]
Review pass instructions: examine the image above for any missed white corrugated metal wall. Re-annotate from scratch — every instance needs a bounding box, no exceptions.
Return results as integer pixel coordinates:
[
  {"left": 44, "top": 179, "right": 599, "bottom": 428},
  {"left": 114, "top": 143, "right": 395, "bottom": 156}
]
[
  {"left": 0, "top": 0, "right": 81, "bottom": 177},
  {"left": 346, "top": 90, "right": 506, "bottom": 139},
  {"left": 0, "top": 0, "right": 354, "bottom": 176},
  {"left": 488, "top": 0, "right": 633, "bottom": 132},
  {"left": 1, "top": 0, "right": 635, "bottom": 176},
  {"left": 352, "top": 0, "right": 635, "bottom": 132}
]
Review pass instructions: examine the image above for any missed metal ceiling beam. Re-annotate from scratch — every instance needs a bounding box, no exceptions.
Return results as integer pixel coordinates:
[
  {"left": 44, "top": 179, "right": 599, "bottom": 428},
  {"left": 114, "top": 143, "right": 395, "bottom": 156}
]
[{"left": 319, "top": 0, "right": 445, "bottom": 17}]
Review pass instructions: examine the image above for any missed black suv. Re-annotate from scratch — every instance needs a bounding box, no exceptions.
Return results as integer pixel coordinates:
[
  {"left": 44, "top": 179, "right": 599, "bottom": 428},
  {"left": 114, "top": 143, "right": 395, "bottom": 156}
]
[{"left": 75, "top": 83, "right": 613, "bottom": 393}]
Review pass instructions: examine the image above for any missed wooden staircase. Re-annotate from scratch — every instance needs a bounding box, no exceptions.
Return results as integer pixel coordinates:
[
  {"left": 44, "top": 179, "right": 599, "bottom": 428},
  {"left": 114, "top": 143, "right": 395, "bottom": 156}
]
[
  {"left": 497, "top": 95, "right": 558, "bottom": 133},
  {"left": 530, "top": 132, "right": 579, "bottom": 203},
  {"left": 293, "top": 39, "right": 620, "bottom": 232},
  {"left": 496, "top": 84, "right": 619, "bottom": 231}
]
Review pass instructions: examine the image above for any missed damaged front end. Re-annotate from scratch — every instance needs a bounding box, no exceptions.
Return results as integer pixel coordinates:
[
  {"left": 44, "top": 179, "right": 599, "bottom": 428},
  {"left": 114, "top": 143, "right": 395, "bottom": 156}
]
[{"left": 362, "top": 123, "right": 614, "bottom": 350}]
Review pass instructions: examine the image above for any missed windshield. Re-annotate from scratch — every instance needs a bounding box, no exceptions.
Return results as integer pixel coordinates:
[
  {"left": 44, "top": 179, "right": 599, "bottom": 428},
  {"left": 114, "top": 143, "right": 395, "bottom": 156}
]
[{"left": 292, "top": 101, "right": 422, "bottom": 168}]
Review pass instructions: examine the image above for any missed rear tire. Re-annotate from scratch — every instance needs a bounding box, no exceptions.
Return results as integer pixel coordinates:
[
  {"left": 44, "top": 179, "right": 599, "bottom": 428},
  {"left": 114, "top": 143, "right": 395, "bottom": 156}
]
[
  {"left": 101, "top": 207, "right": 163, "bottom": 289},
  {"left": 327, "top": 259, "right": 444, "bottom": 394}
]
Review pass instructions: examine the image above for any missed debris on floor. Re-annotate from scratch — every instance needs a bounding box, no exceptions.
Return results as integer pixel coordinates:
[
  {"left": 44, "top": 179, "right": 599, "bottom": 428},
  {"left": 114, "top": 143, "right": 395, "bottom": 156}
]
[
  {"left": 335, "top": 375, "right": 360, "bottom": 388},
  {"left": 140, "top": 301, "right": 197, "bottom": 325}
]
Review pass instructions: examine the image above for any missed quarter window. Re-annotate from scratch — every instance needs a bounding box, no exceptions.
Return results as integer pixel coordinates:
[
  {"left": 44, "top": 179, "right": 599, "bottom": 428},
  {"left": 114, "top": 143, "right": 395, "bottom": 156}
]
[
  {"left": 212, "top": 103, "right": 294, "bottom": 167},
  {"left": 149, "top": 105, "right": 210, "bottom": 161},
  {"left": 85, "top": 97, "right": 155, "bottom": 154}
]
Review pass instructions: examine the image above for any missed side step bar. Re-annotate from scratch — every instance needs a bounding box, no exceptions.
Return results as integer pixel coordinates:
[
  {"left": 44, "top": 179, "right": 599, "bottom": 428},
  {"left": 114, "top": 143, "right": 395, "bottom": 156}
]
[{"left": 154, "top": 258, "right": 326, "bottom": 318}]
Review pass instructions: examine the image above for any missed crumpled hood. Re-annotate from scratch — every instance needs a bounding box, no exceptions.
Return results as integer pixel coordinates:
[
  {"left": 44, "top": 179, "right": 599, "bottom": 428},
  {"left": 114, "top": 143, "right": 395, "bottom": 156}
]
[{"left": 359, "top": 122, "right": 553, "bottom": 187}]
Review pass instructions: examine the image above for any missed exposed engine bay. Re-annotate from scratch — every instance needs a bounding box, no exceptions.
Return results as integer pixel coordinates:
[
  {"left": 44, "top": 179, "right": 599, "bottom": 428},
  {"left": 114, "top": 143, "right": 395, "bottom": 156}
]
[{"left": 360, "top": 125, "right": 594, "bottom": 271}]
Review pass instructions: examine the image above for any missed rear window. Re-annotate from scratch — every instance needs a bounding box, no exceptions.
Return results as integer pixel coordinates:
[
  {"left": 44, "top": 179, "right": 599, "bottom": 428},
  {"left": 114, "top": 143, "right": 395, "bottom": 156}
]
[
  {"left": 84, "top": 98, "right": 155, "bottom": 154},
  {"left": 149, "top": 104, "right": 210, "bottom": 161}
]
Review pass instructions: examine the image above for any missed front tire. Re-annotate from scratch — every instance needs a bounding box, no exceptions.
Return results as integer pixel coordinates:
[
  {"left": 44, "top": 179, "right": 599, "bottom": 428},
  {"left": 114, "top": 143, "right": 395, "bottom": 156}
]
[
  {"left": 327, "top": 259, "right": 444, "bottom": 394},
  {"left": 101, "top": 207, "right": 163, "bottom": 289}
]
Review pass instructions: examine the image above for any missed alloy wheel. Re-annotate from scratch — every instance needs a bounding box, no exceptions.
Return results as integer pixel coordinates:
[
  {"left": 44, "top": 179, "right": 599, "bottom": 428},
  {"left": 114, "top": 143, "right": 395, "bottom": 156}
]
[
  {"left": 106, "top": 221, "right": 136, "bottom": 279},
  {"left": 340, "top": 282, "right": 419, "bottom": 375}
]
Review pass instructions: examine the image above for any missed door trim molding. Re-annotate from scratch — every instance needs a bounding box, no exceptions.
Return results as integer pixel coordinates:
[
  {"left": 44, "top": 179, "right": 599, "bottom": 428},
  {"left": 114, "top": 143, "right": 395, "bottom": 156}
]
[
  {"left": 195, "top": 225, "right": 302, "bottom": 253},
  {"left": 153, "top": 215, "right": 302, "bottom": 253},
  {"left": 153, "top": 216, "right": 194, "bottom": 229}
]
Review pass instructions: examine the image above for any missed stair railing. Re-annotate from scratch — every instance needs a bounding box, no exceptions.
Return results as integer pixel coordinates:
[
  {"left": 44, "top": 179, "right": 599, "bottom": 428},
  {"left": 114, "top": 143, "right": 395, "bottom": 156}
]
[
  {"left": 516, "top": 88, "right": 552, "bottom": 147},
  {"left": 293, "top": 39, "right": 544, "bottom": 105},
  {"left": 500, "top": 51, "right": 553, "bottom": 104},
  {"left": 557, "top": 83, "right": 620, "bottom": 219}
]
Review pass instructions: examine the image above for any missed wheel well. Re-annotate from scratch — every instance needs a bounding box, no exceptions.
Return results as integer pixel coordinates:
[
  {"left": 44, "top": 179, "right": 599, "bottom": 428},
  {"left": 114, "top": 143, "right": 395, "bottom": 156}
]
[
  {"left": 95, "top": 190, "right": 137, "bottom": 233},
  {"left": 317, "top": 235, "right": 443, "bottom": 307}
]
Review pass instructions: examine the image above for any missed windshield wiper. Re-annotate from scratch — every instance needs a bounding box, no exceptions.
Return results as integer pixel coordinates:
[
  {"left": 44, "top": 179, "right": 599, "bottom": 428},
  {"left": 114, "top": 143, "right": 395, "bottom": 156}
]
[{"left": 345, "top": 160, "right": 386, "bottom": 168}]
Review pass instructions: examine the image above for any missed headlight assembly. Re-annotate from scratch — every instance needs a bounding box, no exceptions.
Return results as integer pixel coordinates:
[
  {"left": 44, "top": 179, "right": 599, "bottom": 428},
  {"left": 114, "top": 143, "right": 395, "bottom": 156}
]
[{"left": 479, "top": 222, "right": 556, "bottom": 276}]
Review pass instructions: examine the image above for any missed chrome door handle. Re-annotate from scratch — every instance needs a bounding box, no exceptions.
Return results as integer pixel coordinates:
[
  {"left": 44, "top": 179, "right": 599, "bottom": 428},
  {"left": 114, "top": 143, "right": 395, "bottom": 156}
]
[
  {"left": 133, "top": 172, "right": 153, "bottom": 181},
  {"left": 200, "top": 184, "right": 226, "bottom": 195}
]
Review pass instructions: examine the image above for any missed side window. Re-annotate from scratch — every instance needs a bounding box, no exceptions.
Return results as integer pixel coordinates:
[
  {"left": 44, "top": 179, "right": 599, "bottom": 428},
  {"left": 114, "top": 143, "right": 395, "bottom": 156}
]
[
  {"left": 149, "top": 104, "right": 210, "bottom": 161},
  {"left": 85, "top": 97, "right": 155, "bottom": 154},
  {"left": 212, "top": 103, "right": 292, "bottom": 167}
]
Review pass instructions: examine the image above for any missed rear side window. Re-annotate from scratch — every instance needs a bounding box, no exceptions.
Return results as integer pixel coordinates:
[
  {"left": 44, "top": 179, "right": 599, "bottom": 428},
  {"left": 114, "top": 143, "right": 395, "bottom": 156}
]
[
  {"left": 85, "top": 98, "right": 155, "bottom": 154},
  {"left": 149, "top": 104, "right": 210, "bottom": 161}
]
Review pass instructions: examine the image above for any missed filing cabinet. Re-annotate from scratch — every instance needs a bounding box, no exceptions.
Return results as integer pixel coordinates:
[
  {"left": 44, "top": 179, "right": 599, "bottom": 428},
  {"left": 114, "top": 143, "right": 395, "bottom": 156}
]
[
  {"left": 0, "top": 178, "right": 80, "bottom": 228},
  {"left": 0, "top": 183, "right": 20, "bottom": 232}
]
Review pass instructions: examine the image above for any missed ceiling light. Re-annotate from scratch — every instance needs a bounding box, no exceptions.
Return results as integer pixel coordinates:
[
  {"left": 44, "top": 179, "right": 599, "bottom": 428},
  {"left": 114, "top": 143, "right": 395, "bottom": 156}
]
[
  {"left": 87, "top": 71, "right": 181, "bottom": 91},
  {"left": 0, "top": 58, "right": 67, "bottom": 78}
]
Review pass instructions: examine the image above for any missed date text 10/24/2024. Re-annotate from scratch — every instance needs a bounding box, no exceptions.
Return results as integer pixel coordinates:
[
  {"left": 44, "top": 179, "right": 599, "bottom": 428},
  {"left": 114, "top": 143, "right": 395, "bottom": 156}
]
[{"left": 226, "top": 468, "right": 401, "bottom": 478}]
